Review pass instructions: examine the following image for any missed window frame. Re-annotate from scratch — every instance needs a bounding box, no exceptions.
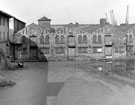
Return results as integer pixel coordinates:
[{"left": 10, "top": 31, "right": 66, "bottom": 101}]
[
  {"left": 55, "top": 35, "right": 59, "bottom": 44},
  {"left": 40, "top": 35, "right": 44, "bottom": 44},
  {"left": 98, "top": 35, "right": 102, "bottom": 44},
  {"left": 45, "top": 35, "right": 50, "bottom": 44},
  {"left": 93, "top": 35, "right": 97, "bottom": 43},
  {"left": 78, "top": 35, "right": 82, "bottom": 44},
  {"left": 83, "top": 35, "right": 87, "bottom": 44}
]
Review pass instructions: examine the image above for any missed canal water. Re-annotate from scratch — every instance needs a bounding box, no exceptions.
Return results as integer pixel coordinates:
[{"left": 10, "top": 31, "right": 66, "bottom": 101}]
[{"left": 0, "top": 60, "right": 135, "bottom": 105}]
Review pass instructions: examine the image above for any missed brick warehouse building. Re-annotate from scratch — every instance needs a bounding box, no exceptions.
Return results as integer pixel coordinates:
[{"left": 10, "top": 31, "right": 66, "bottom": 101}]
[
  {"left": 13, "top": 16, "right": 135, "bottom": 61},
  {"left": 0, "top": 10, "right": 25, "bottom": 66},
  {"left": 0, "top": 10, "right": 13, "bottom": 66}
]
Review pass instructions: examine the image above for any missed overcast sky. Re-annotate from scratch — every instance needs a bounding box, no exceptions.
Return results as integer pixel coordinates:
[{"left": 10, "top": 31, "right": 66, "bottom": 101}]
[{"left": 0, "top": 0, "right": 135, "bottom": 25}]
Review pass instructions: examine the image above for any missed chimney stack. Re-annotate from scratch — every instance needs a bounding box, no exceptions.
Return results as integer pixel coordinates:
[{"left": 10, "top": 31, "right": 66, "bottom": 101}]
[{"left": 100, "top": 18, "right": 107, "bottom": 25}]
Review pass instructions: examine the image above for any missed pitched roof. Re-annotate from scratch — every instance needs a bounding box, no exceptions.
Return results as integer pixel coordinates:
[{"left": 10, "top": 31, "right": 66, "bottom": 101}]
[
  {"left": 78, "top": 24, "right": 92, "bottom": 28},
  {"left": 51, "top": 24, "right": 66, "bottom": 31},
  {"left": 117, "top": 24, "right": 135, "bottom": 32},
  {"left": 0, "top": 10, "right": 12, "bottom": 18},
  {"left": 38, "top": 16, "right": 51, "bottom": 21},
  {"left": 82, "top": 24, "right": 102, "bottom": 34},
  {"left": 107, "top": 26, "right": 126, "bottom": 39},
  {"left": 82, "top": 23, "right": 113, "bottom": 34}
]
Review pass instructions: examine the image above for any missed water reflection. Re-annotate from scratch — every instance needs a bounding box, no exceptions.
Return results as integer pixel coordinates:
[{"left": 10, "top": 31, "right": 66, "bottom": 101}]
[{"left": 90, "top": 60, "right": 135, "bottom": 80}]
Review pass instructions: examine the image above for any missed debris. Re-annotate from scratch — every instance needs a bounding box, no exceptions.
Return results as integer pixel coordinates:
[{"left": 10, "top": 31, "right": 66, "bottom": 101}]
[{"left": 0, "top": 76, "right": 16, "bottom": 88}]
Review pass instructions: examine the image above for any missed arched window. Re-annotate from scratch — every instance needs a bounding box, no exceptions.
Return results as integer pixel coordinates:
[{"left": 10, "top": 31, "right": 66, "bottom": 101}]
[
  {"left": 93, "top": 35, "right": 97, "bottom": 43},
  {"left": 78, "top": 35, "right": 82, "bottom": 44},
  {"left": 129, "top": 34, "right": 133, "bottom": 43},
  {"left": 98, "top": 35, "right": 102, "bottom": 43},
  {"left": 126, "top": 34, "right": 128, "bottom": 40},
  {"left": 40, "top": 35, "right": 44, "bottom": 44},
  {"left": 60, "top": 35, "right": 65, "bottom": 44},
  {"left": 45, "top": 35, "right": 49, "bottom": 44},
  {"left": 55, "top": 35, "right": 59, "bottom": 44},
  {"left": 83, "top": 35, "right": 87, "bottom": 44}
]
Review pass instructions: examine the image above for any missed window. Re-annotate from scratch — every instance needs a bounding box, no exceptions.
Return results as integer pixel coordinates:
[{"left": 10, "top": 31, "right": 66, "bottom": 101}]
[
  {"left": 98, "top": 35, "right": 102, "bottom": 43},
  {"left": 3, "top": 32, "right": 5, "bottom": 40},
  {"left": 4, "top": 18, "right": 7, "bottom": 26},
  {"left": 126, "top": 34, "right": 128, "bottom": 41},
  {"left": 83, "top": 35, "right": 87, "bottom": 44},
  {"left": 0, "top": 17, "right": 2, "bottom": 25},
  {"left": 7, "top": 32, "right": 8, "bottom": 40},
  {"left": 45, "top": 35, "right": 49, "bottom": 44},
  {"left": 40, "top": 35, "right": 44, "bottom": 44},
  {"left": 0, "top": 32, "right": 2, "bottom": 40},
  {"left": 129, "top": 34, "right": 133, "bottom": 43},
  {"left": 26, "top": 28, "right": 27, "bottom": 34},
  {"left": 40, "top": 48, "right": 50, "bottom": 54},
  {"left": 60, "top": 35, "right": 65, "bottom": 44},
  {"left": 55, "top": 35, "right": 59, "bottom": 44},
  {"left": 64, "top": 28, "right": 66, "bottom": 33},
  {"left": 78, "top": 47, "right": 88, "bottom": 53},
  {"left": 55, "top": 47, "right": 65, "bottom": 54},
  {"left": 61, "top": 29, "right": 64, "bottom": 34},
  {"left": 78, "top": 35, "right": 82, "bottom": 44},
  {"left": 93, "top": 35, "right": 97, "bottom": 43},
  {"left": 6, "top": 18, "right": 9, "bottom": 26},
  {"left": 22, "top": 30, "right": 24, "bottom": 34},
  {"left": 60, "top": 47, "right": 65, "bottom": 54},
  {"left": 5, "top": 32, "right": 7, "bottom": 40},
  {"left": 3, "top": 18, "right": 5, "bottom": 26}
]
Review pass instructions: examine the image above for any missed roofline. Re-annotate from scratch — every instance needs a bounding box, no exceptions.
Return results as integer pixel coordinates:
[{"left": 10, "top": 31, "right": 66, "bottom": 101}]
[
  {"left": 0, "top": 10, "right": 13, "bottom": 18},
  {"left": 82, "top": 23, "right": 112, "bottom": 34},
  {"left": 118, "top": 24, "right": 135, "bottom": 32},
  {"left": 38, "top": 17, "right": 51, "bottom": 21},
  {"left": 13, "top": 17, "right": 26, "bottom": 24},
  {"left": 38, "top": 19, "right": 51, "bottom": 21},
  {"left": 51, "top": 24, "right": 67, "bottom": 26},
  {"left": 0, "top": 10, "right": 26, "bottom": 24}
]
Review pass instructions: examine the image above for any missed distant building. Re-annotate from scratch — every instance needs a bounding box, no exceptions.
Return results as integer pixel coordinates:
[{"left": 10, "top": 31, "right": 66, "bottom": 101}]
[{"left": 13, "top": 16, "right": 135, "bottom": 61}]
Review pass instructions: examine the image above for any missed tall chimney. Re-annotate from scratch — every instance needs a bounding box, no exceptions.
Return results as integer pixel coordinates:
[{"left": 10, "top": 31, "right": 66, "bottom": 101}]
[{"left": 100, "top": 18, "right": 107, "bottom": 25}]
